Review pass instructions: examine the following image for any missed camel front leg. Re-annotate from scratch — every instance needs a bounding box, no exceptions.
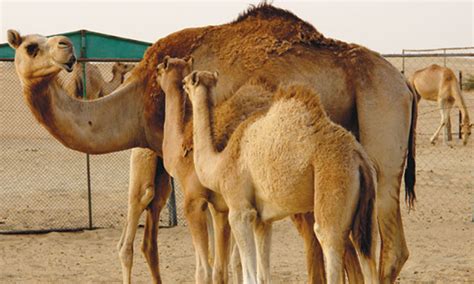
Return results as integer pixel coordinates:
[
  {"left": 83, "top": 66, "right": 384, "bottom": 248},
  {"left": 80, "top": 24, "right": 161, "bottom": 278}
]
[
  {"left": 254, "top": 219, "right": 273, "bottom": 283},
  {"left": 430, "top": 119, "right": 445, "bottom": 144},
  {"left": 141, "top": 158, "right": 172, "bottom": 284},
  {"left": 230, "top": 239, "right": 243, "bottom": 284},
  {"left": 291, "top": 213, "right": 326, "bottom": 284},
  {"left": 118, "top": 186, "right": 154, "bottom": 284},
  {"left": 209, "top": 206, "right": 232, "bottom": 284},
  {"left": 117, "top": 148, "right": 160, "bottom": 284},
  {"left": 228, "top": 208, "right": 258, "bottom": 284},
  {"left": 184, "top": 194, "right": 212, "bottom": 284}
]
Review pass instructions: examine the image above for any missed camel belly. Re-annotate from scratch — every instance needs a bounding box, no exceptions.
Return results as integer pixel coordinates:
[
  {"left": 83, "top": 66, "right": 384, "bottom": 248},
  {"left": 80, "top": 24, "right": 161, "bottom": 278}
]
[
  {"left": 254, "top": 170, "right": 315, "bottom": 222},
  {"left": 240, "top": 104, "right": 318, "bottom": 221}
]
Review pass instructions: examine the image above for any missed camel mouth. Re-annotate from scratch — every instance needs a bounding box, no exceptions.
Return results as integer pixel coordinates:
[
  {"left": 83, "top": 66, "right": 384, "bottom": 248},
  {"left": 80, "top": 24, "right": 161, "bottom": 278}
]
[{"left": 63, "top": 57, "right": 76, "bottom": 72}]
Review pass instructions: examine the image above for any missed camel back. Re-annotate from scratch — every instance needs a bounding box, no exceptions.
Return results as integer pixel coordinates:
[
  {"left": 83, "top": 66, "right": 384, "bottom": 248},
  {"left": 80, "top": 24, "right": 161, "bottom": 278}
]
[{"left": 129, "top": 3, "right": 378, "bottom": 142}]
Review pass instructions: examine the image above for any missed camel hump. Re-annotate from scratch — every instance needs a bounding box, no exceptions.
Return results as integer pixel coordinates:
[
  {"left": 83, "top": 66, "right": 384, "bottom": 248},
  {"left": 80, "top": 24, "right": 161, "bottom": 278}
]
[{"left": 273, "top": 84, "right": 326, "bottom": 117}]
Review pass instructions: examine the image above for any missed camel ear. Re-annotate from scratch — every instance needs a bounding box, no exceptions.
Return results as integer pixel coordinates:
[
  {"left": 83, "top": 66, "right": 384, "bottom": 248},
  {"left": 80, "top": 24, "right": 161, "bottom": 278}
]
[
  {"left": 191, "top": 71, "right": 199, "bottom": 86},
  {"left": 163, "top": 55, "right": 171, "bottom": 70},
  {"left": 7, "top": 30, "right": 22, "bottom": 49},
  {"left": 213, "top": 71, "right": 219, "bottom": 80},
  {"left": 187, "top": 56, "right": 194, "bottom": 69},
  {"left": 156, "top": 63, "right": 164, "bottom": 74}
]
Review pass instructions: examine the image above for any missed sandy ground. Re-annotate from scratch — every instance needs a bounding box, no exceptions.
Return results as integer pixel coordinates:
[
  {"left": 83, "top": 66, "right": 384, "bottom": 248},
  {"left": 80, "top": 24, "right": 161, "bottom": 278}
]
[
  {"left": 0, "top": 211, "right": 472, "bottom": 283},
  {"left": 1, "top": 62, "right": 473, "bottom": 282}
]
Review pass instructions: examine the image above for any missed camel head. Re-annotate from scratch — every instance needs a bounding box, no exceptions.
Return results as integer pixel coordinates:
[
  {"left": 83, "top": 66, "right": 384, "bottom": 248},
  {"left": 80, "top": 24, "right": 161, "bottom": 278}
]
[
  {"left": 461, "top": 122, "right": 472, "bottom": 145},
  {"left": 183, "top": 70, "right": 219, "bottom": 105},
  {"left": 7, "top": 30, "right": 76, "bottom": 83},
  {"left": 156, "top": 56, "right": 193, "bottom": 92},
  {"left": 112, "top": 62, "right": 135, "bottom": 75}
]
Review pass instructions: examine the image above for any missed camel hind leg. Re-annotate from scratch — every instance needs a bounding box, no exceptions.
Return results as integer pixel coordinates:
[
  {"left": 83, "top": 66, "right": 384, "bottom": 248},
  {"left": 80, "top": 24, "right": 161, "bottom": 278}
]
[
  {"left": 313, "top": 175, "right": 359, "bottom": 283},
  {"left": 141, "top": 157, "right": 172, "bottom": 284},
  {"left": 117, "top": 148, "right": 164, "bottom": 284},
  {"left": 291, "top": 213, "right": 326, "bottom": 284},
  {"left": 431, "top": 98, "right": 453, "bottom": 144},
  {"left": 355, "top": 81, "right": 414, "bottom": 283}
]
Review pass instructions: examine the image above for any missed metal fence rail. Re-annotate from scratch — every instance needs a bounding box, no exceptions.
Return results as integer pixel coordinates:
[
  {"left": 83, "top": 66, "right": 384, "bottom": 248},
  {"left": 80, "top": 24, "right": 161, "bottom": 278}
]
[{"left": 1, "top": 50, "right": 473, "bottom": 233}]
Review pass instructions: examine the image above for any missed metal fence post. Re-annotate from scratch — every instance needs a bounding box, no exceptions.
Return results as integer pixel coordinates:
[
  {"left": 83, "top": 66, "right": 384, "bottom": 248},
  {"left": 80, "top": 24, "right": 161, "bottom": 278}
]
[
  {"left": 80, "top": 30, "right": 93, "bottom": 230},
  {"left": 458, "top": 71, "right": 463, "bottom": 140},
  {"left": 443, "top": 48, "right": 447, "bottom": 67},
  {"left": 402, "top": 49, "right": 405, "bottom": 74}
]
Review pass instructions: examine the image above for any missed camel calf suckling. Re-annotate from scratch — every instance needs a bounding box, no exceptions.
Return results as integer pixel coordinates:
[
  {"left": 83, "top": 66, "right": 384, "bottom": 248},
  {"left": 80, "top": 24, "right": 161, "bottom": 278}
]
[{"left": 171, "top": 67, "right": 380, "bottom": 283}]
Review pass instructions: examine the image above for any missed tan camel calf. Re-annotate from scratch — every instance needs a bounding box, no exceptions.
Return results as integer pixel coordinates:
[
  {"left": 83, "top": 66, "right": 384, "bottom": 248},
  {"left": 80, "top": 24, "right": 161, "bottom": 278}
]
[{"left": 184, "top": 70, "right": 379, "bottom": 284}]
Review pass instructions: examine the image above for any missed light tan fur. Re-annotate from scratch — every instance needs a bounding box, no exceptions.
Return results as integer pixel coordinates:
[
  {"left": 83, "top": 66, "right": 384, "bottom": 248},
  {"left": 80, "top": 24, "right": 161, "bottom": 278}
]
[
  {"left": 157, "top": 57, "right": 274, "bottom": 283},
  {"left": 409, "top": 64, "right": 472, "bottom": 145},
  {"left": 9, "top": 4, "right": 416, "bottom": 282},
  {"left": 65, "top": 62, "right": 134, "bottom": 99},
  {"left": 184, "top": 71, "right": 379, "bottom": 283}
]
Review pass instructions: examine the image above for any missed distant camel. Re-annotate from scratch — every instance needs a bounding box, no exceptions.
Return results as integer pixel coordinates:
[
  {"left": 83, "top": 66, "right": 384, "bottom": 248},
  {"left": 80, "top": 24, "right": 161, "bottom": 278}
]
[
  {"left": 409, "top": 64, "right": 472, "bottom": 145},
  {"left": 183, "top": 70, "right": 379, "bottom": 283},
  {"left": 66, "top": 62, "right": 134, "bottom": 99}
]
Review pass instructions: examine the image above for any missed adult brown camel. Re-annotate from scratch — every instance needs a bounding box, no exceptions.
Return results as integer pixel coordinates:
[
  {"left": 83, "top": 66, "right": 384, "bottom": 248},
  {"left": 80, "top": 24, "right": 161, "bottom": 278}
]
[
  {"left": 7, "top": 32, "right": 171, "bottom": 283},
  {"left": 409, "top": 64, "right": 471, "bottom": 145},
  {"left": 182, "top": 69, "right": 379, "bottom": 283},
  {"left": 8, "top": 3, "right": 416, "bottom": 283},
  {"left": 65, "top": 62, "right": 134, "bottom": 99}
]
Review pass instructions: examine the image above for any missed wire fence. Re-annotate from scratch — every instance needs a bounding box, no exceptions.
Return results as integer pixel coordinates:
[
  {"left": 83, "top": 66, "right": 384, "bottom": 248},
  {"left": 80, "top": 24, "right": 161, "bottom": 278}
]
[
  {"left": 1, "top": 49, "right": 473, "bottom": 233},
  {"left": 0, "top": 60, "right": 183, "bottom": 233}
]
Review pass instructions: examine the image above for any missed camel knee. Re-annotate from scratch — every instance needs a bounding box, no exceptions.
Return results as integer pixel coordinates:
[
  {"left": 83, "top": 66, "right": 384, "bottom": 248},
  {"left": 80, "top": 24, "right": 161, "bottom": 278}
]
[
  {"left": 184, "top": 197, "right": 208, "bottom": 218},
  {"left": 140, "top": 185, "right": 155, "bottom": 207},
  {"left": 229, "top": 208, "right": 257, "bottom": 224},
  {"left": 119, "top": 244, "right": 134, "bottom": 266}
]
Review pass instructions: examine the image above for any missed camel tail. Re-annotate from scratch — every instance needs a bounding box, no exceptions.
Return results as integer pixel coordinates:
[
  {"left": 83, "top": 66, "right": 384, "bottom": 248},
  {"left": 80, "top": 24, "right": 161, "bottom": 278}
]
[
  {"left": 404, "top": 81, "right": 418, "bottom": 209},
  {"left": 352, "top": 149, "right": 377, "bottom": 257}
]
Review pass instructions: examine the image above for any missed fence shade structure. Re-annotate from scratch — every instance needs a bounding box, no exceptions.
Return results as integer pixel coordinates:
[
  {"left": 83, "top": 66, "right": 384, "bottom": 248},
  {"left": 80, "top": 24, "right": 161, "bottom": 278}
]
[{"left": 1, "top": 38, "right": 473, "bottom": 232}]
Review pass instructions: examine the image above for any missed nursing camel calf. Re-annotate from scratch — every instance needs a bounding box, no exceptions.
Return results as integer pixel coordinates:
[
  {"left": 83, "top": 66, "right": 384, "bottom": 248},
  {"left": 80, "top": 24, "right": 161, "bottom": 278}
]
[{"left": 182, "top": 70, "right": 379, "bottom": 284}]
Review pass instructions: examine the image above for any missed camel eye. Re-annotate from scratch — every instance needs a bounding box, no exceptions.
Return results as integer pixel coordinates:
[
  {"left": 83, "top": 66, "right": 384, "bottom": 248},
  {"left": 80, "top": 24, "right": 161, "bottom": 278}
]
[{"left": 25, "top": 43, "right": 39, "bottom": 57}]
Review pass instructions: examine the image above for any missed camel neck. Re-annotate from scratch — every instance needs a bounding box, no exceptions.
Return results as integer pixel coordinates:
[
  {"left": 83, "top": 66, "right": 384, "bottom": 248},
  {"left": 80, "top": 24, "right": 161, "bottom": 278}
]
[
  {"left": 162, "top": 83, "right": 188, "bottom": 174},
  {"left": 22, "top": 75, "right": 149, "bottom": 154},
  {"left": 191, "top": 86, "right": 222, "bottom": 190}
]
